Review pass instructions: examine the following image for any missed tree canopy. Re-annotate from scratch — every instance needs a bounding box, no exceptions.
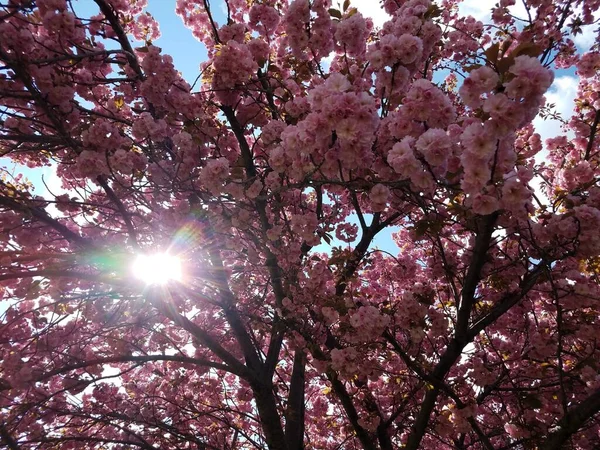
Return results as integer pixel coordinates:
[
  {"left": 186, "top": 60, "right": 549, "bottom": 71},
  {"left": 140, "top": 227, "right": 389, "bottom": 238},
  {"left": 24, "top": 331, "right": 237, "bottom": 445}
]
[{"left": 1, "top": 0, "right": 600, "bottom": 448}]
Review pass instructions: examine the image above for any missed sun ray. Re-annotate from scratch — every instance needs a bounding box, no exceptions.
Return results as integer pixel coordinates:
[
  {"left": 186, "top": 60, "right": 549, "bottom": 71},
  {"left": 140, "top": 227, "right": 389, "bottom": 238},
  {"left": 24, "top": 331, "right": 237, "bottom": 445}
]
[{"left": 132, "top": 253, "right": 182, "bottom": 285}]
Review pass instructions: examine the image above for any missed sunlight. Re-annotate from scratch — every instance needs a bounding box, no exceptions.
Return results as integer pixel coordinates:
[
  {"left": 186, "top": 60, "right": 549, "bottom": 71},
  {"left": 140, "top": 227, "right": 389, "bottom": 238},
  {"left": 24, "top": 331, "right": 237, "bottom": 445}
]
[{"left": 132, "top": 253, "right": 182, "bottom": 285}]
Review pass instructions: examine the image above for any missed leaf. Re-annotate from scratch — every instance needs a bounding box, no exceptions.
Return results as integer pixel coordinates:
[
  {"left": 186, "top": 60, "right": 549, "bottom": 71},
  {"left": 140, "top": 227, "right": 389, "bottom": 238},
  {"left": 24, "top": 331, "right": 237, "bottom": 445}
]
[
  {"left": 512, "top": 41, "right": 542, "bottom": 59},
  {"left": 25, "top": 279, "right": 42, "bottom": 300},
  {"left": 328, "top": 8, "right": 342, "bottom": 19},
  {"left": 424, "top": 4, "right": 442, "bottom": 19},
  {"left": 135, "top": 46, "right": 149, "bottom": 53},
  {"left": 484, "top": 43, "right": 500, "bottom": 65},
  {"left": 413, "top": 219, "right": 430, "bottom": 238},
  {"left": 114, "top": 96, "right": 124, "bottom": 110},
  {"left": 343, "top": 0, "right": 350, "bottom": 12},
  {"left": 496, "top": 56, "right": 514, "bottom": 75},
  {"left": 464, "top": 64, "right": 482, "bottom": 73}
]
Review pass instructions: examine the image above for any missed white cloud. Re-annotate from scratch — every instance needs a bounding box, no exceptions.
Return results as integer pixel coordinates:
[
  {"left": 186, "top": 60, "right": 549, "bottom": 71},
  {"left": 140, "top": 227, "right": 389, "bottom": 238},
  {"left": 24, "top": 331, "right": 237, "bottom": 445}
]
[
  {"left": 570, "top": 7, "right": 599, "bottom": 52},
  {"left": 42, "top": 165, "right": 68, "bottom": 198},
  {"left": 458, "top": 0, "right": 495, "bottom": 22},
  {"left": 573, "top": 25, "right": 598, "bottom": 51},
  {"left": 529, "top": 75, "right": 579, "bottom": 204},
  {"left": 352, "top": 0, "right": 390, "bottom": 27},
  {"left": 459, "top": 0, "right": 529, "bottom": 23},
  {"left": 533, "top": 75, "right": 579, "bottom": 155}
]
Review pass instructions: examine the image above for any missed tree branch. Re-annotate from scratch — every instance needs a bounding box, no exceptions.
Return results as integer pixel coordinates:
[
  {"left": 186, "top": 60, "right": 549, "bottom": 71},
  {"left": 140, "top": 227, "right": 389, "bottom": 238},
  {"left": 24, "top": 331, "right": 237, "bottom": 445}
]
[
  {"left": 96, "top": 175, "right": 139, "bottom": 249},
  {"left": 147, "top": 291, "right": 251, "bottom": 380},
  {"left": 23, "top": 354, "right": 240, "bottom": 385},
  {"left": 540, "top": 388, "right": 600, "bottom": 450},
  {"left": 456, "top": 213, "right": 498, "bottom": 343},
  {"left": 93, "top": 0, "right": 145, "bottom": 80},
  {"left": 0, "top": 191, "right": 95, "bottom": 249},
  {"left": 284, "top": 351, "right": 306, "bottom": 450},
  {"left": 0, "top": 423, "right": 20, "bottom": 450}
]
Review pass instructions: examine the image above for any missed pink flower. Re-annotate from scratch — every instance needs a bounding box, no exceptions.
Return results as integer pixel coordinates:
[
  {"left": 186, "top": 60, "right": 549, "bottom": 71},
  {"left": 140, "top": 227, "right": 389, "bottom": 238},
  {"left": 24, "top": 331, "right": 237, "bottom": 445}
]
[
  {"left": 416, "top": 128, "right": 451, "bottom": 166},
  {"left": 388, "top": 137, "right": 421, "bottom": 178},
  {"left": 470, "top": 193, "right": 499, "bottom": 215},
  {"left": 249, "top": 4, "right": 280, "bottom": 35},
  {"left": 461, "top": 123, "right": 495, "bottom": 159},
  {"left": 396, "top": 34, "right": 423, "bottom": 65},
  {"left": 200, "top": 158, "right": 229, "bottom": 194},
  {"left": 505, "top": 55, "right": 553, "bottom": 100},
  {"left": 483, "top": 93, "right": 512, "bottom": 119},
  {"left": 335, "top": 13, "right": 369, "bottom": 58},
  {"left": 370, "top": 184, "right": 390, "bottom": 211},
  {"left": 577, "top": 51, "right": 600, "bottom": 78},
  {"left": 468, "top": 65, "right": 499, "bottom": 91}
]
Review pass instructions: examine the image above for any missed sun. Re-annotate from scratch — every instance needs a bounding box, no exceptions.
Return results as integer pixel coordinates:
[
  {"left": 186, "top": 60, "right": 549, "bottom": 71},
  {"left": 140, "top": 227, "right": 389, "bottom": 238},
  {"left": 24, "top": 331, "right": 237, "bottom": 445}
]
[{"left": 132, "top": 253, "right": 183, "bottom": 285}]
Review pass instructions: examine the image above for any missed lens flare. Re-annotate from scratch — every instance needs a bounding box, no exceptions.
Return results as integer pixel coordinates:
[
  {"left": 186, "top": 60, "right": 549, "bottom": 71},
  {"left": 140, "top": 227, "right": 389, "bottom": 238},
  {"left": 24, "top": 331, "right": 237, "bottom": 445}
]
[{"left": 132, "top": 253, "right": 182, "bottom": 285}]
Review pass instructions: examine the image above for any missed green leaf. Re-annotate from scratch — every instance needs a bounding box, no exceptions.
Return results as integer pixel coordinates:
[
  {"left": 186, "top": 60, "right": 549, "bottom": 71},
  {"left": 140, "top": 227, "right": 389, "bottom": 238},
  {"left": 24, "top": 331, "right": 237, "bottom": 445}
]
[
  {"left": 328, "top": 8, "right": 342, "bottom": 19},
  {"left": 424, "top": 4, "right": 442, "bottom": 19},
  {"left": 343, "top": 0, "right": 351, "bottom": 12}
]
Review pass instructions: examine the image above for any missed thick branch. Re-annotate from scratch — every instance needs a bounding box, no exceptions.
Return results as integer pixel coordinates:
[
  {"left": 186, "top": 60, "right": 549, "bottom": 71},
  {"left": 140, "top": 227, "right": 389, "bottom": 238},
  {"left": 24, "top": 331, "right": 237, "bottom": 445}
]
[
  {"left": 208, "top": 249, "right": 263, "bottom": 374},
  {"left": 405, "top": 259, "right": 546, "bottom": 449},
  {"left": 27, "top": 354, "right": 239, "bottom": 384},
  {"left": 148, "top": 292, "right": 251, "bottom": 380},
  {"left": 0, "top": 193, "right": 94, "bottom": 249},
  {"left": 284, "top": 351, "right": 306, "bottom": 450},
  {"left": 328, "top": 373, "right": 378, "bottom": 450},
  {"left": 206, "top": 249, "right": 289, "bottom": 450},
  {"left": 0, "top": 269, "right": 123, "bottom": 285},
  {"left": 468, "top": 262, "right": 546, "bottom": 338},
  {"left": 93, "top": 0, "right": 145, "bottom": 79},
  {"left": 456, "top": 213, "right": 498, "bottom": 342},
  {"left": 22, "top": 436, "right": 153, "bottom": 450},
  {"left": 540, "top": 388, "right": 600, "bottom": 450},
  {"left": 404, "top": 340, "right": 464, "bottom": 450},
  {"left": 336, "top": 213, "right": 400, "bottom": 297},
  {"left": 0, "top": 424, "right": 20, "bottom": 450},
  {"left": 584, "top": 109, "right": 600, "bottom": 161},
  {"left": 405, "top": 214, "right": 498, "bottom": 450},
  {"left": 221, "top": 105, "right": 287, "bottom": 379}
]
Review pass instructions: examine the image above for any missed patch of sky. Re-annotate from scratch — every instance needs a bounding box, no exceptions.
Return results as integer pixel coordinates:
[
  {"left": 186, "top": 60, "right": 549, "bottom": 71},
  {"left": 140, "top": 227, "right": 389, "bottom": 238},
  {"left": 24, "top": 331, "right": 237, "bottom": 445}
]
[{"left": 311, "top": 212, "right": 402, "bottom": 255}]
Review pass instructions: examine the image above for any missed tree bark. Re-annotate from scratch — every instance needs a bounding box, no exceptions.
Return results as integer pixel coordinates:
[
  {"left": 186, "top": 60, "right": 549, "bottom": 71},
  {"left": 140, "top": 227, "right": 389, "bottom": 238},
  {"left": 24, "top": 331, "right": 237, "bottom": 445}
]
[
  {"left": 285, "top": 351, "right": 306, "bottom": 450},
  {"left": 252, "top": 381, "right": 289, "bottom": 450}
]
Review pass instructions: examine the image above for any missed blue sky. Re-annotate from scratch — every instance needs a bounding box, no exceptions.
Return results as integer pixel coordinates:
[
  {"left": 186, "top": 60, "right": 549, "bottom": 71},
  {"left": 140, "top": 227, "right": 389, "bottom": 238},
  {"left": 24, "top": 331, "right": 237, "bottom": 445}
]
[{"left": 74, "top": 0, "right": 210, "bottom": 84}]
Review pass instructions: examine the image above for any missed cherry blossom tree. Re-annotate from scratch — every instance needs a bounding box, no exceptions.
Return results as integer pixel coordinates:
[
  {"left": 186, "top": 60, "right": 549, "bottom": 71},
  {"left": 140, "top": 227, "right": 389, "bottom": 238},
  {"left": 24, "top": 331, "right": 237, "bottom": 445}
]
[{"left": 1, "top": 0, "right": 599, "bottom": 448}]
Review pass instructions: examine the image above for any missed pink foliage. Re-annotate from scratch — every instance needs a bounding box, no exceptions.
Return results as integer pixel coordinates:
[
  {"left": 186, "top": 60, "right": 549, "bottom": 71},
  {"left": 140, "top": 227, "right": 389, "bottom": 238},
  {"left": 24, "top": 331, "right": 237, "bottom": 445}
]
[{"left": 1, "top": 0, "right": 600, "bottom": 449}]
